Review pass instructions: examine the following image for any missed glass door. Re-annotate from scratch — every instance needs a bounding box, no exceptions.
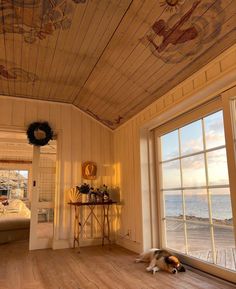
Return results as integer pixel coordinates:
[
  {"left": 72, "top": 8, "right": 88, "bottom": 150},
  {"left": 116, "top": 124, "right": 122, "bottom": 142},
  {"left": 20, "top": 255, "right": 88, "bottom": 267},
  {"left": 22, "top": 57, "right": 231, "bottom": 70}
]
[
  {"left": 156, "top": 109, "right": 236, "bottom": 275},
  {"left": 29, "top": 142, "right": 57, "bottom": 250}
]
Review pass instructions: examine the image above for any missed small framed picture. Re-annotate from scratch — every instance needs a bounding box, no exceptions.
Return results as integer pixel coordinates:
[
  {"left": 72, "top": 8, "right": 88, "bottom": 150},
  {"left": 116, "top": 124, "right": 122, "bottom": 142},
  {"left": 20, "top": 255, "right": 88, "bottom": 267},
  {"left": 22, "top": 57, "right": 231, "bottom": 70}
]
[{"left": 82, "top": 161, "right": 97, "bottom": 180}]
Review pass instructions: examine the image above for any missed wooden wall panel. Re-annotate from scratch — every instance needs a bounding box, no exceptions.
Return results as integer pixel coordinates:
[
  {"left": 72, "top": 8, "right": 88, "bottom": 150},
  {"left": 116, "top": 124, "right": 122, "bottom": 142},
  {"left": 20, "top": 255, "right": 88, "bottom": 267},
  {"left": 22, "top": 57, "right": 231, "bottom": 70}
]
[
  {"left": 37, "top": 102, "right": 50, "bottom": 122},
  {"left": 24, "top": 101, "right": 38, "bottom": 127},
  {"left": 0, "top": 96, "right": 114, "bottom": 244},
  {"left": 11, "top": 100, "right": 26, "bottom": 127},
  {"left": 48, "top": 103, "right": 61, "bottom": 130},
  {"left": 0, "top": 98, "right": 12, "bottom": 126},
  {"left": 59, "top": 105, "right": 72, "bottom": 240},
  {"left": 71, "top": 107, "right": 82, "bottom": 187}
]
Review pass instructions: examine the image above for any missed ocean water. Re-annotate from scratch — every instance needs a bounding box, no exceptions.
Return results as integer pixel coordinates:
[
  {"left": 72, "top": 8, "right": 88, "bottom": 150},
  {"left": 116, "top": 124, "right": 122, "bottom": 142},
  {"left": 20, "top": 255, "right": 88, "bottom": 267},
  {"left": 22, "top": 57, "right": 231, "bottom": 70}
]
[{"left": 165, "top": 194, "right": 232, "bottom": 220}]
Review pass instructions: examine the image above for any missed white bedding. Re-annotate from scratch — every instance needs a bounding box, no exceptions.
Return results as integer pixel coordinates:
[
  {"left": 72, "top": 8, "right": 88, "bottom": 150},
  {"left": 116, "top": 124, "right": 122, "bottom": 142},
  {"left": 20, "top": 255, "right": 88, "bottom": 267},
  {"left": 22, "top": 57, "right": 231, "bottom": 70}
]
[
  {"left": 0, "top": 199, "right": 31, "bottom": 243},
  {"left": 0, "top": 199, "right": 31, "bottom": 219}
]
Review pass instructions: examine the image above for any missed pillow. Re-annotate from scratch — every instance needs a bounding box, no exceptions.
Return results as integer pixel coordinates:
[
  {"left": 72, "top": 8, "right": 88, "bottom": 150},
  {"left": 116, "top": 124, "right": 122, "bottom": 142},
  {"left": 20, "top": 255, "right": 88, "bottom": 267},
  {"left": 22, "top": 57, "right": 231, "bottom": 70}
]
[{"left": 9, "top": 188, "right": 24, "bottom": 199}]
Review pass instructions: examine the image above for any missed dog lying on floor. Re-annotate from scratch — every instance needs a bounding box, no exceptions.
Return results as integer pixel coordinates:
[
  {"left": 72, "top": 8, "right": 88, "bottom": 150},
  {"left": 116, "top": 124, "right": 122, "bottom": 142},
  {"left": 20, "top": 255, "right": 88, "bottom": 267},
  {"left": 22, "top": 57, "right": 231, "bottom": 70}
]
[{"left": 135, "top": 248, "right": 186, "bottom": 274}]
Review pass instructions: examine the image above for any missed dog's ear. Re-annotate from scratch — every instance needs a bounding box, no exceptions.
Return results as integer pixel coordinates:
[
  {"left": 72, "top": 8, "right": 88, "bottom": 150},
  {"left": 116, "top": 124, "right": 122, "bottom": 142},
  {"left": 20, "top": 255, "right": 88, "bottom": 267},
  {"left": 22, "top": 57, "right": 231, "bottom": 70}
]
[
  {"left": 164, "top": 256, "right": 172, "bottom": 264},
  {"left": 177, "top": 265, "right": 186, "bottom": 272},
  {"left": 165, "top": 256, "right": 179, "bottom": 265}
]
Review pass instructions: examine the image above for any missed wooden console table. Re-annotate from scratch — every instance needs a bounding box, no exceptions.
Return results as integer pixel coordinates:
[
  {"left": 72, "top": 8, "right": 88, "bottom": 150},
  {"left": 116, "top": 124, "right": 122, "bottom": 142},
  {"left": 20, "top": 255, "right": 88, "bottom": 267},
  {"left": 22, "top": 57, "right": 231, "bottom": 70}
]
[{"left": 68, "top": 201, "right": 117, "bottom": 250}]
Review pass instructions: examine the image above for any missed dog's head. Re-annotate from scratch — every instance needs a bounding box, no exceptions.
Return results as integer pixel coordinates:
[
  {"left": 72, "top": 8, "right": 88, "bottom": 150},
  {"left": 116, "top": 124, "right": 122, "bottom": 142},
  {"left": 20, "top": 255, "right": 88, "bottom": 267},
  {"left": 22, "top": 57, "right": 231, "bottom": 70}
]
[{"left": 164, "top": 256, "right": 186, "bottom": 274}]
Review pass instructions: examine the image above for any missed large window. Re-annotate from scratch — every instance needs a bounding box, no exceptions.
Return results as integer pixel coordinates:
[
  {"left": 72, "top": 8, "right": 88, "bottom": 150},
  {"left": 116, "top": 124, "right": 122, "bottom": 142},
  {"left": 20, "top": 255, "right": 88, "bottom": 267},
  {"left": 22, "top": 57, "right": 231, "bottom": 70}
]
[{"left": 157, "top": 109, "right": 235, "bottom": 272}]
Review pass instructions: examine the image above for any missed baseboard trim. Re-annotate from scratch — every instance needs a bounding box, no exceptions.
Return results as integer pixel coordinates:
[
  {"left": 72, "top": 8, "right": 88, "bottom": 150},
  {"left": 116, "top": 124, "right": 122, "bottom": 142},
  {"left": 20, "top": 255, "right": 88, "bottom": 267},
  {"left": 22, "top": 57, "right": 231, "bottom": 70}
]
[
  {"left": 116, "top": 238, "right": 141, "bottom": 253},
  {"left": 52, "top": 237, "right": 142, "bottom": 254},
  {"left": 52, "top": 239, "right": 72, "bottom": 250},
  {"left": 52, "top": 238, "right": 116, "bottom": 250}
]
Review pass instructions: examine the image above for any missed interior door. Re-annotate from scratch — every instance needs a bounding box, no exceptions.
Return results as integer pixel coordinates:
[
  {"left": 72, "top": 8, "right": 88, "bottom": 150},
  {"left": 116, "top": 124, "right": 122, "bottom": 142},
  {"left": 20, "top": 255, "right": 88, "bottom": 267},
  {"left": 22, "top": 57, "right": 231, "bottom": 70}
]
[{"left": 29, "top": 142, "right": 57, "bottom": 250}]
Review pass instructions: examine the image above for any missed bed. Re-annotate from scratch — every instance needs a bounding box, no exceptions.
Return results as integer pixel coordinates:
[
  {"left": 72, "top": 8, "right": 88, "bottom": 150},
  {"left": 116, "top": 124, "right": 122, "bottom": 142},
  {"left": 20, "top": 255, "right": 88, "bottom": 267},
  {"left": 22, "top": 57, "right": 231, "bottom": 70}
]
[{"left": 0, "top": 199, "right": 31, "bottom": 244}]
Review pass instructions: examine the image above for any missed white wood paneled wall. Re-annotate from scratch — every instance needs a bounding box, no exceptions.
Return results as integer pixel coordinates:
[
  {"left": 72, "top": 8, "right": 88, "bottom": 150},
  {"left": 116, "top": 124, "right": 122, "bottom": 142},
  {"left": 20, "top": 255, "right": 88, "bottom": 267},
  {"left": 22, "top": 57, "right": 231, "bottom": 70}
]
[
  {"left": 114, "top": 44, "right": 236, "bottom": 253},
  {"left": 0, "top": 97, "right": 114, "bottom": 246}
]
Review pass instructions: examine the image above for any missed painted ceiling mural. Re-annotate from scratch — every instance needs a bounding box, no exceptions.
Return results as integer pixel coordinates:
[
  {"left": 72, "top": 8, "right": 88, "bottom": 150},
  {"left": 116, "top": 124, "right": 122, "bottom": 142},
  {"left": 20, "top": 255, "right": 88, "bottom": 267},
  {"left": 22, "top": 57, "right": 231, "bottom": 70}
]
[
  {"left": 0, "top": 0, "right": 235, "bottom": 128},
  {"left": 0, "top": 63, "right": 38, "bottom": 82},
  {"left": 0, "top": 0, "right": 86, "bottom": 43},
  {"left": 142, "top": 0, "right": 225, "bottom": 63}
]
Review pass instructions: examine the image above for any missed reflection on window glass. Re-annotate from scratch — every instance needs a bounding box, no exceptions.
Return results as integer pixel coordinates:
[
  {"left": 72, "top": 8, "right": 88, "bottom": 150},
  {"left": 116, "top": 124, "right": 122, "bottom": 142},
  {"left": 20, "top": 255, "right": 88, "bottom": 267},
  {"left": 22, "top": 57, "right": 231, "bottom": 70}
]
[
  {"left": 37, "top": 208, "right": 54, "bottom": 223},
  {"left": 161, "top": 160, "right": 181, "bottom": 189},
  {"left": 207, "top": 149, "right": 229, "bottom": 185},
  {"left": 182, "top": 155, "right": 206, "bottom": 187},
  {"left": 161, "top": 130, "right": 179, "bottom": 161},
  {"left": 187, "top": 223, "right": 213, "bottom": 263},
  {"left": 166, "top": 220, "right": 185, "bottom": 252},
  {"left": 37, "top": 208, "right": 54, "bottom": 239},
  {"left": 164, "top": 191, "right": 183, "bottom": 218},
  {"left": 213, "top": 226, "right": 235, "bottom": 270},
  {"left": 185, "top": 189, "right": 209, "bottom": 221},
  {"left": 204, "top": 111, "right": 225, "bottom": 149},
  {"left": 180, "top": 120, "right": 203, "bottom": 156},
  {"left": 210, "top": 188, "right": 232, "bottom": 222}
]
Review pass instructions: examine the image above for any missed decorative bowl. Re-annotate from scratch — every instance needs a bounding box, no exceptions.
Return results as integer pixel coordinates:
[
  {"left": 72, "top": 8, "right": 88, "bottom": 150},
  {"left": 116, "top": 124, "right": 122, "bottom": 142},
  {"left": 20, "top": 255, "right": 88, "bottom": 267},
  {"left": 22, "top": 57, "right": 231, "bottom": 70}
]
[{"left": 68, "top": 188, "right": 82, "bottom": 203}]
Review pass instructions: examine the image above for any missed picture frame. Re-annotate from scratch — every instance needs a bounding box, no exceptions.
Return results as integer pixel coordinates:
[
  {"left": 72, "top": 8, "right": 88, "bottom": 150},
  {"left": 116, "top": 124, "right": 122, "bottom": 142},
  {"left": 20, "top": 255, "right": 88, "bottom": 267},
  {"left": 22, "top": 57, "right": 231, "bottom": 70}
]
[{"left": 82, "top": 161, "right": 97, "bottom": 180}]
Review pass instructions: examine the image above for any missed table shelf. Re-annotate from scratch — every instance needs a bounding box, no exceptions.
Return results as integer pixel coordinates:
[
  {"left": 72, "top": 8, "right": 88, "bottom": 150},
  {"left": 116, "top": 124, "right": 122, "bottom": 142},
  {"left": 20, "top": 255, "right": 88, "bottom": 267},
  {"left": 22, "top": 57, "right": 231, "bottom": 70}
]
[{"left": 68, "top": 201, "right": 117, "bottom": 250}]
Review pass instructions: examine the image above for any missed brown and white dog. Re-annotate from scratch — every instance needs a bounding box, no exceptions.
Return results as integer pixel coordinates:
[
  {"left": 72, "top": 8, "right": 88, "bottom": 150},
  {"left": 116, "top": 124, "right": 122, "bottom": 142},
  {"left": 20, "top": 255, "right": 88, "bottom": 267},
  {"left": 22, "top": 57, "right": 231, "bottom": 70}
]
[{"left": 136, "top": 249, "right": 186, "bottom": 274}]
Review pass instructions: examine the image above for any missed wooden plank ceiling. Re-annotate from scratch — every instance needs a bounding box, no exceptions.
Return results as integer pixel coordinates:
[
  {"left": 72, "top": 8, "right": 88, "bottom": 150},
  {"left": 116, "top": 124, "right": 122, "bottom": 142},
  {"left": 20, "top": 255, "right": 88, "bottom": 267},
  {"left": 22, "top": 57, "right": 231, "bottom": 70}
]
[{"left": 0, "top": 0, "right": 235, "bottom": 129}]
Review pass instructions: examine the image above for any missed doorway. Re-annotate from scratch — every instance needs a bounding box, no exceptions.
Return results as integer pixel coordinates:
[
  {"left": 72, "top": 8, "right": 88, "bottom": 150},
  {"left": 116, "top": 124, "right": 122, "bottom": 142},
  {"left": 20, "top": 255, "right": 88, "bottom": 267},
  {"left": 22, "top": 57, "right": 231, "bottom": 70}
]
[{"left": 0, "top": 130, "right": 57, "bottom": 250}]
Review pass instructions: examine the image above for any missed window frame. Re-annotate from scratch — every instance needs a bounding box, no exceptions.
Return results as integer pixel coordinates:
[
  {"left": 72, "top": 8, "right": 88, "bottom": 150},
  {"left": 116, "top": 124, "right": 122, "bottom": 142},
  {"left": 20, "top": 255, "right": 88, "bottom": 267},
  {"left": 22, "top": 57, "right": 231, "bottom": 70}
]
[
  {"left": 0, "top": 164, "right": 32, "bottom": 200},
  {"left": 154, "top": 94, "right": 236, "bottom": 283},
  {"left": 0, "top": 168, "right": 29, "bottom": 199}
]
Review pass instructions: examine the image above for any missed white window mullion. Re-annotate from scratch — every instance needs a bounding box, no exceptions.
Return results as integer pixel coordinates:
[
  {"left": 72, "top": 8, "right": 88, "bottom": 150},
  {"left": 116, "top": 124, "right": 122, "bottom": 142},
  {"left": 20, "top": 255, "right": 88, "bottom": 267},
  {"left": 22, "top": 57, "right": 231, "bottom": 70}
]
[
  {"left": 178, "top": 129, "right": 188, "bottom": 254},
  {"left": 222, "top": 92, "right": 236, "bottom": 249},
  {"left": 160, "top": 144, "right": 226, "bottom": 164},
  {"left": 156, "top": 135, "right": 167, "bottom": 249},
  {"left": 202, "top": 118, "right": 216, "bottom": 264}
]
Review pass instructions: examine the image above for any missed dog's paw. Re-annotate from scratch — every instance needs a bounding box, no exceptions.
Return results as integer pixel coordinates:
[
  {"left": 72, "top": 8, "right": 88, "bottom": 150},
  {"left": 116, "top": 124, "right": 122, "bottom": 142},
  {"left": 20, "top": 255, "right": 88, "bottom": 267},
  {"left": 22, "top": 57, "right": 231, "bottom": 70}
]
[
  {"left": 152, "top": 267, "right": 160, "bottom": 274},
  {"left": 135, "top": 258, "right": 141, "bottom": 263},
  {"left": 146, "top": 266, "right": 153, "bottom": 272}
]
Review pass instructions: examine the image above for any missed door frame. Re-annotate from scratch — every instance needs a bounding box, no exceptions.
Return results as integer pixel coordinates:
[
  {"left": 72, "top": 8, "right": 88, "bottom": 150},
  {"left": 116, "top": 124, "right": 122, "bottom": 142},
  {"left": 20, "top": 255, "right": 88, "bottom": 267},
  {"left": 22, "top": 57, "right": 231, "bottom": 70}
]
[
  {"left": 29, "top": 142, "right": 58, "bottom": 250},
  {"left": 0, "top": 126, "right": 61, "bottom": 250}
]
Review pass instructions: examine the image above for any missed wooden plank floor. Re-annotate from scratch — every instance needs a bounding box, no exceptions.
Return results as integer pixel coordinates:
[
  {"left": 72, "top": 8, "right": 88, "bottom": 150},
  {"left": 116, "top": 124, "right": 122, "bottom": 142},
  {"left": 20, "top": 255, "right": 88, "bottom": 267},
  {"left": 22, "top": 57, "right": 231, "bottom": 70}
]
[{"left": 0, "top": 241, "right": 235, "bottom": 289}]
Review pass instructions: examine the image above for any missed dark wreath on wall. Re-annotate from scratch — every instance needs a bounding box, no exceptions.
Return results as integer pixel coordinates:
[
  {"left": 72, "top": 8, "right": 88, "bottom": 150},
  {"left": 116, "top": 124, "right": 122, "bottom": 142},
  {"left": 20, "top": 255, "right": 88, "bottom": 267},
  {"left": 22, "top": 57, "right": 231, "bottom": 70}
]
[{"left": 27, "top": 122, "right": 53, "bottom": 146}]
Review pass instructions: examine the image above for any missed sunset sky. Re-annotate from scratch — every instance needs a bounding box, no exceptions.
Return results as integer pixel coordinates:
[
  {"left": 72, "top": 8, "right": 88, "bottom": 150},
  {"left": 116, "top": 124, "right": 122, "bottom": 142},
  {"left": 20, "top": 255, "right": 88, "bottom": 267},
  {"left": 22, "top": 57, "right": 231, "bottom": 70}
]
[{"left": 160, "top": 110, "right": 230, "bottom": 194}]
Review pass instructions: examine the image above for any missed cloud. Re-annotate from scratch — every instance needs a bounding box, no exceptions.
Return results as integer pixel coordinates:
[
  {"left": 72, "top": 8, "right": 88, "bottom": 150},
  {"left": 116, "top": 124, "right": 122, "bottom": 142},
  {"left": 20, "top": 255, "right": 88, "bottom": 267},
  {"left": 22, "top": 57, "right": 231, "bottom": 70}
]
[{"left": 161, "top": 112, "right": 228, "bottom": 188}]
